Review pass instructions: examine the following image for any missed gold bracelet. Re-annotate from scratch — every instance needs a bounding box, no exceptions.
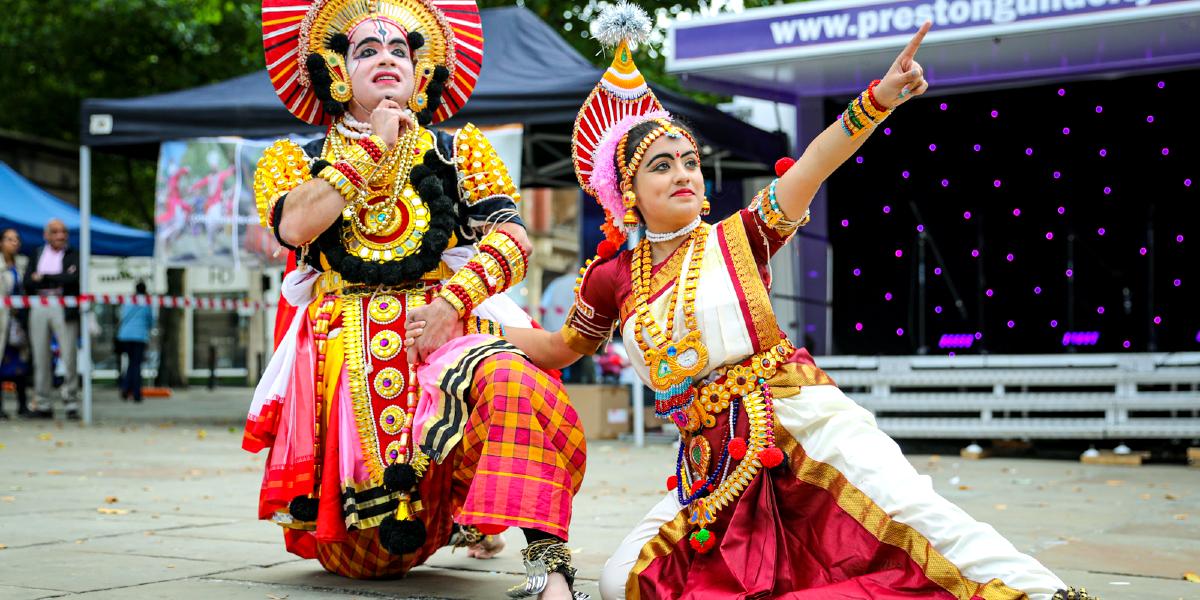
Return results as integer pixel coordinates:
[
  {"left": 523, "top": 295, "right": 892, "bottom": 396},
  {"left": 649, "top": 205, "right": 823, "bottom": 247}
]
[
  {"left": 438, "top": 286, "right": 468, "bottom": 317},
  {"left": 316, "top": 166, "right": 360, "bottom": 204}
]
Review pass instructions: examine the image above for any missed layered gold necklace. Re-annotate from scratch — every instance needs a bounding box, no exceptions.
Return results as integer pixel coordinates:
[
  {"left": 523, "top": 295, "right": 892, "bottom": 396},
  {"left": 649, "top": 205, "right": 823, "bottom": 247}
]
[{"left": 632, "top": 225, "right": 710, "bottom": 423}]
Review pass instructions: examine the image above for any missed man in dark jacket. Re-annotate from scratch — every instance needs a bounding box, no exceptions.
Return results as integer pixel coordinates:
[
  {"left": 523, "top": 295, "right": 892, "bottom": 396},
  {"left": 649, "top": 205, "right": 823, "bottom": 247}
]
[{"left": 24, "top": 219, "right": 80, "bottom": 419}]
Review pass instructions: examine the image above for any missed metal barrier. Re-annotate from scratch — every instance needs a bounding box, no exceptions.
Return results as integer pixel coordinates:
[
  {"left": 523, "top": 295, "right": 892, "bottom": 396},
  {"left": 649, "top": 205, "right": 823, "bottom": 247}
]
[{"left": 818, "top": 353, "right": 1200, "bottom": 440}]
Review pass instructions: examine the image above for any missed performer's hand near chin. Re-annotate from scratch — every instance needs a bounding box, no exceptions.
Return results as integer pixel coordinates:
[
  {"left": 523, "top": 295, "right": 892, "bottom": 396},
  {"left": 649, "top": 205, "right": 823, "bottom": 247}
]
[
  {"left": 370, "top": 97, "right": 417, "bottom": 150},
  {"left": 404, "top": 300, "right": 461, "bottom": 363}
]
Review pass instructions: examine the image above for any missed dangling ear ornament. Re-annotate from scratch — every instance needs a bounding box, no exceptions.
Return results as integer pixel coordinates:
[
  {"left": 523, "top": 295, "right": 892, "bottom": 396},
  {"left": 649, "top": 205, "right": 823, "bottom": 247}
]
[{"left": 622, "top": 190, "right": 640, "bottom": 228}]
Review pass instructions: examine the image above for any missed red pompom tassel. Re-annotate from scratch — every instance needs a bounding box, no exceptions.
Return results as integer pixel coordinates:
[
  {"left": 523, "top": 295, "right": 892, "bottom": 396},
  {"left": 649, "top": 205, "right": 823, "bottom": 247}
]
[
  {"left": 727, "top": 437, "right": 747, "bottom": 460},
  {"left": 774, "top": 157, "right": 796, "bottom": 177},
  {"left": 597, "top": 239, "right": 618, "bottom": 259},
  {"left": 666, "top": 475, "right": 678, "bottom": 491},
  {"left": 689, "top": 528, "right": 715, "bottom": 553},
  {"left": 759, "top": 447, "right": 785, "bottom": 469},
  {"left": 691, "top": 479, "right": 707, "bottom": 495}
]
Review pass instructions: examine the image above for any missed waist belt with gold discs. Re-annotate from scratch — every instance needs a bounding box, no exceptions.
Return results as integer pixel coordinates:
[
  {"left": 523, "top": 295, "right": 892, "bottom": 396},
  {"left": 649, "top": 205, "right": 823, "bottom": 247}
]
[{"left": 668, "top": 338, "right": 797, "bottom": 555}]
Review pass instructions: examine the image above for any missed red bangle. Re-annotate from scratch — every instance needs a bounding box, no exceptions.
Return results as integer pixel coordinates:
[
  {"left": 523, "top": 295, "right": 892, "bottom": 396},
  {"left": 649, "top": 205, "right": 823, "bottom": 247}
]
[
  {"left": 495, "top": 229, "right": 530, "bottom": 273},
  {"left": 480, "top": 245, "right": 512, "bottom": 289},
  {"left": 867, "top": 79, "right": 888, "bottom": 112},
  {"left": 334, "top": 161, "right": 366, "bottom": 189},
  {"left": 465, "top": 261, "right": 494, "bottom": 295},
  {"left": 357, "top": 137, "right": 384, "bottom": 162},
  {"left": 447, "top": 284, "right": 474, "bottom": 314}
]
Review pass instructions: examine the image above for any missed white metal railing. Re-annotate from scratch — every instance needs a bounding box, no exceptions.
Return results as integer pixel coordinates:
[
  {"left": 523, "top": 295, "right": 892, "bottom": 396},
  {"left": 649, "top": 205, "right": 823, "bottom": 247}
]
[{"left": 817, "top": 353, "right": 1200, "bottom": 440}]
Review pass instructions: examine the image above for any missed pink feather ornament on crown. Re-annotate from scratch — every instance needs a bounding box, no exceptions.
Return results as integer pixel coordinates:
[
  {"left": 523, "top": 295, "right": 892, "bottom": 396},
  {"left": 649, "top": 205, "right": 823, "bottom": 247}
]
[{"left": 572, "top": 1, "right": 674, "bottom": 245}]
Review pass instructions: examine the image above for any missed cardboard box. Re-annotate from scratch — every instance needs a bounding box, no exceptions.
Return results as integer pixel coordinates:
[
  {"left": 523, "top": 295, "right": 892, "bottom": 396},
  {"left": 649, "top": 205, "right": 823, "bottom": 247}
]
[{"left": 565, "top": 384, "right": 631, "bottom": 440}]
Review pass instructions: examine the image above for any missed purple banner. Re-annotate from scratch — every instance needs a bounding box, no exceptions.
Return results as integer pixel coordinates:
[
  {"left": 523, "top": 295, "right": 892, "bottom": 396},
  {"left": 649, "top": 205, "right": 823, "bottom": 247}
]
[{"left": 674, "top": 0, "right": 1191, "bottom": 62}]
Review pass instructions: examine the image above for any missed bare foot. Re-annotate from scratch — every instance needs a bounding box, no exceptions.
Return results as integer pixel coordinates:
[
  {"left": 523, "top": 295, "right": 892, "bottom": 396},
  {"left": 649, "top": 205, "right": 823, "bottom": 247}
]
[
  {"left": 537, "top": 571, "right": 573, "bottom": 600},
  {"left": 466, "top": 532, "right": 505, "bottom": 559}
]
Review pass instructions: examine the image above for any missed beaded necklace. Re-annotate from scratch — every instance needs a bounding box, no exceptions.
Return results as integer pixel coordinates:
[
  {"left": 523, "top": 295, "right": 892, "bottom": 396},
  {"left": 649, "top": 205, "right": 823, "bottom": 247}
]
[
  {"left": 632, "top": 225, "right": 710, "bottom": 425},
  {"left": 325, "top": 122, "right": 423, "bottom": 238}
]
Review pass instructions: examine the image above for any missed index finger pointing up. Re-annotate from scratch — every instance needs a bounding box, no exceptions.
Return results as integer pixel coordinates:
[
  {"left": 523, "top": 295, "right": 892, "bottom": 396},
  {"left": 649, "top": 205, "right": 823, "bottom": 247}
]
[{"left": 900, "top": 20, "right": 932, "bottom": 62}]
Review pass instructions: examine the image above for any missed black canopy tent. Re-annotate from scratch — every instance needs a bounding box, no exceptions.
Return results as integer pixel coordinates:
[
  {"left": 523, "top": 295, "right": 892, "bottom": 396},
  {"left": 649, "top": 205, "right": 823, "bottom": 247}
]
[{"left": 80, "top": 7, "right": 788, "bottom": 184}]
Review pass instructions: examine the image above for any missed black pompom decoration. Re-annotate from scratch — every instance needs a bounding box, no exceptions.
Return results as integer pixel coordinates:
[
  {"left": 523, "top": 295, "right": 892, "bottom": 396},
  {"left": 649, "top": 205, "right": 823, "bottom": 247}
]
[
  {"left": 328, "top": 33, "right": 350, "bottom": 54},
  {"left": 379, "top": 516, "right": 427, "bottom": 555},
  {"left": 289, "top": 495, "right": 319, "bottom": 522},
  {"left": 383, "top": 463, "right": 418, "bottom": 492},
  {"left": 407, "top": 31, "right": 425, "bottom": 52}
]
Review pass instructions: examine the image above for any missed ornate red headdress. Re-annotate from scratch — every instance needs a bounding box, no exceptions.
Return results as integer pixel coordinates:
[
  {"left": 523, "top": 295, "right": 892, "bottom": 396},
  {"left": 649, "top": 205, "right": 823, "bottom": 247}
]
[
  {"left": 573, "top": 2, "right": 689, "bottom": 250},
  {"left": 262, "top": 0, "right": 482, "bottom": 126}
]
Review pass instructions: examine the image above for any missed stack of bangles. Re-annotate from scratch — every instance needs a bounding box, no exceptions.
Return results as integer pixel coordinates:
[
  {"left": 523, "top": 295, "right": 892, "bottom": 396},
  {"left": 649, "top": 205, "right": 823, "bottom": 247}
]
[
  {"left": 438, "top": 229, "right": 529, "bottom": 318},
  {"left": 839, "top": 79, "right": 893, "bottom": 139},
  {"left": 311, "top": 134, "right": 390, "bottom": 205},
  {"left": 756, "top": 178, "right": 810, "bottom": 236}
]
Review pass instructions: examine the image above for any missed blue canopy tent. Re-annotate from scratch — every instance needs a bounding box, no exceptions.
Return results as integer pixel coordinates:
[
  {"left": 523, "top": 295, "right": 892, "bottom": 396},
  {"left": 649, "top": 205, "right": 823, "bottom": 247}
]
[{"left": 0, "top": 161, "right": 153, "bottom": 256}]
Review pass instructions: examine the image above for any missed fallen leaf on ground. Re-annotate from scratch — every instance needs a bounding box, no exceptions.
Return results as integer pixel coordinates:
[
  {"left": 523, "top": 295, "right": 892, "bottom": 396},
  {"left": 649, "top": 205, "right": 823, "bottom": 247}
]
[
  {"left": 197, "top": 429, "right": 207, "bottom": 440},
  {"left": 0, "top": 544, "right": 7, "bottom": 550},
  {"left": 1183, "top": 572, "right": 1199, "bottom": 583},
  {"left": 97, "top": 507, "right": 129, "bottom": 515},
  {"left": 1165, "top": 493, "right": 1179, "bottom": 500},
  {"left": 958, "top": 485, "right": 971, "bottom": 491},
  {"left": 104, "top": 496, "right": 119, "bottom": 504}
]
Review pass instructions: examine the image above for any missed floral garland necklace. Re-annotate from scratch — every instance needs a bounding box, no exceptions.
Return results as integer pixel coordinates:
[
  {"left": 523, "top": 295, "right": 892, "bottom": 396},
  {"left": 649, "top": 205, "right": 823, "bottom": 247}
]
[{"left": 632, "top": 224, "right": 710, "bottom": 426}]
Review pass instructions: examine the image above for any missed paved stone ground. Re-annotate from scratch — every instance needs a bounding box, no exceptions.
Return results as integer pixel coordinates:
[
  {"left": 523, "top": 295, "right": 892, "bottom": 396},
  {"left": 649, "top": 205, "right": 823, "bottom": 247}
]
[{"left": 0, "top": 387, "right": 1198, "bottom": 599}]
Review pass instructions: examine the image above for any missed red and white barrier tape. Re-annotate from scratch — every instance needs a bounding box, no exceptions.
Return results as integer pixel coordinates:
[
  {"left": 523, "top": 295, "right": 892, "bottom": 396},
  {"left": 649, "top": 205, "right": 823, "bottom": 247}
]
[{"left": 1, "top": 295, "right": 273, "bottom": 310}]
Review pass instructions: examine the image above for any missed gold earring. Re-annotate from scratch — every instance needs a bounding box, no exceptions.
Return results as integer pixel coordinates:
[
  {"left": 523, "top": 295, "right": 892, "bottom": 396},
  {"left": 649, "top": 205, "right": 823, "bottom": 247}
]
[
  {"left": 622, "top": 190, "right": 639, "bottom": 227},
  {"left": 408, "top": 60, "right": 433, "bottom": 113},
  {"left": 700, "top": 196, "right": 711, "bottom": 216},
  {"left": 322, "top": 51, "right": 352, "bottom": 103}
]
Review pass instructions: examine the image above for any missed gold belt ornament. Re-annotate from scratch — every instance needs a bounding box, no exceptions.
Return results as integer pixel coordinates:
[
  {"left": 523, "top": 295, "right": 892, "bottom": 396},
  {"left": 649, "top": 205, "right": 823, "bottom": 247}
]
[{"left": 675, "top": 339, "right": 796, "bottom": 433}]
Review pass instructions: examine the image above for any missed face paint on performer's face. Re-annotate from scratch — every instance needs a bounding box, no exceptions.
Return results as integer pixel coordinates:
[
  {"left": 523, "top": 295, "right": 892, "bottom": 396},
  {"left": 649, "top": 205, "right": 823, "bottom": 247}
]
[
  {"left": 632, "top": 135, "right": 704, "bottom": 235},
  {"left": 346, "top": 18, "right": 417, "bottom": 112}
]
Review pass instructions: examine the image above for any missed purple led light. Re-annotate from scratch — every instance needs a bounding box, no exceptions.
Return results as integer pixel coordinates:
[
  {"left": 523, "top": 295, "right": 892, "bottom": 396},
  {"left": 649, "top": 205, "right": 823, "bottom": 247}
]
[
  {"left": 901, "top": 170, "right": 910, "bottom": 179},
  {"left": 1139, "top": 247, "right": 1148, "bottom": 256},
  {"left": 990, "top": 109, "right": 999, "bottom": 118},
  {"left": 1147, "top": 115, "right": 1155, "bottom": 123},
  {"left": 1057, "top": 88, "right": 1066, "bottom": 96},
  {"left": 994, "top": 179, "right": 1003, "bottom": 188},
  {"left": 1062, "top": 127, "right": 1071, "bottom": 135},
  {"left": 1053, "top": 171, "right": 1062, "bottom": 179},
  {"left": 916, "top": 224, "right": 925, "bottom": 233},
  {"left": 1006, "top": 253, "right": 1014, "bottom": 262},
  {"left": 934, "top": 267, "right": 943, "bottom": 275},
  {"left": 1025, "top": 147, "right": 1033, "bottom": 156},
  {"left": 884, "top": 292, "right": 893, "bottom": 301},
  {"left": 1006, "top": 320, "right": 1015, "bottom": 329},
  {"left": 883, "top": 127, "right": 892, "bottom": 135},
  {"left": 1103, "top": 186, "right": 1112, "bottom": 195},
  {"left": 1099, "top": 148, "right": 1107, "bottom": 157},
  {"left": 1095, "top": 105, "right": 1103, "bottom": 113},
  {"left": 1175, "top": 279, "right": 1183, "bottom": 287},
  {"left": 941, "top": 179, "right": 949, "bottom": 187},
  {"left": 986, "top": 288, "right": 994, "bottom": 297},
  {"left": 1012, "top": 208, "right": 1021, "bottom": 216},
  {"left": 929, "top": 143, "right": 937, "bottom": 152},
  {"left": 1034, "top": 286, "right": 1042, "bottom": 294},
  {"left": 895, "top": 328, "right": 905, "bottom": 336},
  {"left": 1186, "top": 178, "right": 1192, "bottom": 187},
  {"left": 1177, "top": 234, "right": 1185, "bottom": 243},
  {"left": 1123, "top": 340, "right": 1132, "bottom": 349},
  {"left": 939, "top": 102, "right": 948, "bottom": 111},
  {"left": 1096, "top": 306, "right": 1105, "bottom": 315},
  {"left": 883, "top": 205, "right": 891, "bottom": 214},
  {"left": 963, "top": 211, "right": 972, "bottom": 220},
  {"left": 1045, "top": 232, "right": 1054, "bottom": 240},
  {"left": 841, "top": 219, "right": 849, "bottom": 227},
  {"left": 974, "top": 332, "right": 983, "bottom": 340},
  {"left": 938, "top": 334, "right": 975, "bottom": 349},
  {"left": 1161, "top": 147, "right": 1170, "bottom": 156},
  {"left": 970, "top": 249, "right": 980, "bottom": 258},
  {"left": 973, "top": 144, "right": 982, "bottom": 152},
  {"left": 1057, "top": 206, "right": 1066, "bottom": 215},
  {"left": 1153, "top": 316, "right": 1162, "bottom": 325},
  {"left": 855, "top": 323, "right": 863, "bottom": 331},
  {"left": 1065, "top": 268, "right": 1074, "bottom": 277},
  {"left": 855, "top": 156, "right": 864, "bottom": 164},
  {"left": 1062, "top": 331, "right": 1100, "bottom": 347},
  {"left": 1050, "top": 319, "right": 1058, "bottom": 328},
  {"left": 1157, "top": 81, "right": 1165, "bottom": 89},
  {"left": 1097, "top": 227, "right": 1106, "bottom": 236},
  {"left": 934, "top": 305, "right": 943, "bottom": 314},
  {"left": 852, "top": 268, "right": 861, "bottom": 276},
  {"left": 894, "top": 249, "right": 904, "bottom": 258}
]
